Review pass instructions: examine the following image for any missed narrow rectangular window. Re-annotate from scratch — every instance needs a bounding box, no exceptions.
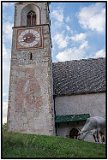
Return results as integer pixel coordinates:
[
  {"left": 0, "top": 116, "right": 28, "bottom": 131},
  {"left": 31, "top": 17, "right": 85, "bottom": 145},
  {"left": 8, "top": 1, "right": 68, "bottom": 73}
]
[
  {"left": 30, "top": 53, "right": 32, "bottom": 60},
  {"left": 27, "top": 10, "right": 36, "bottom": 26}
]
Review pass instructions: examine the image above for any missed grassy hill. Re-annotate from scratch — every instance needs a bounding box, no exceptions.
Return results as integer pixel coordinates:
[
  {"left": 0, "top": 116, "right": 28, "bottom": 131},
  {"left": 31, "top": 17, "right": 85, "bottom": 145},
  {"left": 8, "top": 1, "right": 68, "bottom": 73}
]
[{"left": 2, "top": 131, "right": 106, "bottom": 158}]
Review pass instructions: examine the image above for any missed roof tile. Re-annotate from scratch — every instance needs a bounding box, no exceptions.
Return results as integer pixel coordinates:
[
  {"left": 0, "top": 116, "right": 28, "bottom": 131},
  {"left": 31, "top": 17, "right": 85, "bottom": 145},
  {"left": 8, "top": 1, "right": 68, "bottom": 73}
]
[{"left": 52, "top": 58, "right": 106, "bottom": 96}]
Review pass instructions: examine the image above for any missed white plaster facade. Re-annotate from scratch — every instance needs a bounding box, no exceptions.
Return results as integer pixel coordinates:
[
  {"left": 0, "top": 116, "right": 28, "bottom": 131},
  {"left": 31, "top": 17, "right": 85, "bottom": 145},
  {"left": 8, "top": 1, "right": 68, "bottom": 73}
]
[
  {"left": 55, "top": 93, "right": 105, "bottom": 141},
  {"left": 55, "top": 93, "right": 105, "bottom": 117}
]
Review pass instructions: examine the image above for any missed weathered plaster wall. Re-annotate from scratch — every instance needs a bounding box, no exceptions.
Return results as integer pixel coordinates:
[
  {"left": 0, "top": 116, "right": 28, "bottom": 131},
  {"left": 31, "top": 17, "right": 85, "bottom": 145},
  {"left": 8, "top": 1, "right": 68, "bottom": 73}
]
[
  {"left": 55, "top": 93, "right": 105, "bottom": 141},
  {"left": 7, "top": 3, "right": 55, "bottom": 135},
  {"left": 55, "top": 93, "right": 105, "bottom": 117}
]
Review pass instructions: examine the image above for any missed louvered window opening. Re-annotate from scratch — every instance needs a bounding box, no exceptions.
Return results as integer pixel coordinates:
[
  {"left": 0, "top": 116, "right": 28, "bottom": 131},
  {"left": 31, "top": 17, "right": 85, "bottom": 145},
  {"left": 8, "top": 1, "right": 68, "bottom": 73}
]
[{"left": 27, "top": 10, "right": 36, "bottom": 26}]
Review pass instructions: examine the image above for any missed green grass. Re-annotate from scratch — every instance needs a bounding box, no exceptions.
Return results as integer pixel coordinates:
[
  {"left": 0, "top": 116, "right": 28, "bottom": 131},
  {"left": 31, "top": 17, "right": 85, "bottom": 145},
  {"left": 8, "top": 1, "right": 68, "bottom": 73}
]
[{"left": 2, "top": 131, "right": 106, "bottom": 158}]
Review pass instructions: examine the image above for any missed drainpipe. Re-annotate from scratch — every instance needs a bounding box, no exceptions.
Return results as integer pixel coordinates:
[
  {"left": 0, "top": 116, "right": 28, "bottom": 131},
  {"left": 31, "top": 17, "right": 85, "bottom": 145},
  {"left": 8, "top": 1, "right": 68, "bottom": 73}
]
[{"left": 53, "top": 94, "right": 57, "bottom": 135}]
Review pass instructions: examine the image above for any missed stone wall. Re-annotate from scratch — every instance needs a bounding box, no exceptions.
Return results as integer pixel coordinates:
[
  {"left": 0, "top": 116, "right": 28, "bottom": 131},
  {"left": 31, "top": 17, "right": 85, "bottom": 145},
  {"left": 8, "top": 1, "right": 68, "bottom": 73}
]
[
  {"left": 7, "top": 3, "right": 55, "bottom": 135},
  {"left": 14, "top": 2, "right": 49, "bottom": 26}
]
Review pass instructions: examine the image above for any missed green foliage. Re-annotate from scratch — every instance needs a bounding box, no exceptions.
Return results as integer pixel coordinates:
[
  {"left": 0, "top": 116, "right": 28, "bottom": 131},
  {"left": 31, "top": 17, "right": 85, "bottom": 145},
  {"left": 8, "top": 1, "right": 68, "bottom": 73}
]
[{"left": 2, "top": 131, "right": 106, "bottom": 158}]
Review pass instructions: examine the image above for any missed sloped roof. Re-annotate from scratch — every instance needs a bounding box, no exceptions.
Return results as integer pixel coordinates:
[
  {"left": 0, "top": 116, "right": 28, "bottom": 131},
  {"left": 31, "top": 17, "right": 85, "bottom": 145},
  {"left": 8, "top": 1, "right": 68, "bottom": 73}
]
[{"left": 52, "top": 58, "right": 106, "bottom": 96}]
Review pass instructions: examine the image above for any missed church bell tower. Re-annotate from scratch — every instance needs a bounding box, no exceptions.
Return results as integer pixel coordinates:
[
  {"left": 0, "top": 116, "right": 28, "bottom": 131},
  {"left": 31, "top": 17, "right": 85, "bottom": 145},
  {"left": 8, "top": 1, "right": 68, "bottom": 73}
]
[{"left": 7, "top": 2, "right": 55, "bottom": 135}]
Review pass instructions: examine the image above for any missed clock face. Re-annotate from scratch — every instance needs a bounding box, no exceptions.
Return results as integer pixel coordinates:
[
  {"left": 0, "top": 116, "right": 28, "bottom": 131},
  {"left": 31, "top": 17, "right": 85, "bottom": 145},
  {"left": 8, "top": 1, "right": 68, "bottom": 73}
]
[{"left": 16, "top": 27, "right": 43, "bottom": 49}]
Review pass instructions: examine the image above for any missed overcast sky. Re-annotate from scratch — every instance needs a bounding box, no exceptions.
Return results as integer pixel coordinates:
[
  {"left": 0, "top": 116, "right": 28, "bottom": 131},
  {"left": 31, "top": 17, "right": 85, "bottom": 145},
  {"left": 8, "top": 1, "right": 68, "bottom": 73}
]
[{"left": 3, "top": 2, "right": 106, "bottom": 123}]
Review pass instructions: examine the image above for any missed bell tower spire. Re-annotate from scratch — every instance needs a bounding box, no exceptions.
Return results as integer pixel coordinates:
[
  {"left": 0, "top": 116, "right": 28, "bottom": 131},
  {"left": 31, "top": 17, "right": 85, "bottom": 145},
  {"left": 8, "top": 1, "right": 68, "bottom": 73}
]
[{"left": 7, "top": 2, "right": 55, "bottom": 135}]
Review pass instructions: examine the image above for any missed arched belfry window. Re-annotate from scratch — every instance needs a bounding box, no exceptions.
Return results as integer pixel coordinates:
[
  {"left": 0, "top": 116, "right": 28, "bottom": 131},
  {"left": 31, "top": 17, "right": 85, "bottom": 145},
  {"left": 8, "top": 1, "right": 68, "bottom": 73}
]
[
  {"left": 21, "top": 4, "right": 40, "bottom": 26},
  {"left": 27, "top": 10, "right": 36, "bottom": 26}
]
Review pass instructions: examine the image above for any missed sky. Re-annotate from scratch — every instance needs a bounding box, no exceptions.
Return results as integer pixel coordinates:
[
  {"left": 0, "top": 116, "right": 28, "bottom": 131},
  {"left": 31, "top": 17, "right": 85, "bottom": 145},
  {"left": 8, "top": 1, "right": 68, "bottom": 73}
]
[{"left": 3, "top": 2, "right": 106, "bottom": 124}]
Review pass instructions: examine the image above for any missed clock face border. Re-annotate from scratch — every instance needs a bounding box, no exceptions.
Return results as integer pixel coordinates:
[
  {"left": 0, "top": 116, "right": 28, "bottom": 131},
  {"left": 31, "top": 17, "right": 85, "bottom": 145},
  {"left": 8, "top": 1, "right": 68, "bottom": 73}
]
[{"left": 16, "top": 26, "right": 44, "bottom": 50}]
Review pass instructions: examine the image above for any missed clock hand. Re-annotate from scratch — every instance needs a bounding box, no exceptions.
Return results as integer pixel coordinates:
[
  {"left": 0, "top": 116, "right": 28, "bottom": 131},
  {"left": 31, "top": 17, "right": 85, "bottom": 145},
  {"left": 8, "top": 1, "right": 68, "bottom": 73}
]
[
  {"left": 19, "top": 39, "right": 24, "bottom": 42},
  {"left": 23, "top": 37, "right": 27, "bottom": 40},
  {"left": 19, "top": 37, "right": 27, "bottom": 42}
]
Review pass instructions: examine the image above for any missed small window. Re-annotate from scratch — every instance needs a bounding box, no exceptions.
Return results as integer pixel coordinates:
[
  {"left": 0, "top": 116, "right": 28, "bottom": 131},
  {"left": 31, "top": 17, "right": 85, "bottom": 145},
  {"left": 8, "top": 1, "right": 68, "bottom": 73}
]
[
  {"left": 30, "top": 53, "right": 32, "bottom": 60},
  {"left": 27, "top": 10, "right": 36, "bottom": 26}
]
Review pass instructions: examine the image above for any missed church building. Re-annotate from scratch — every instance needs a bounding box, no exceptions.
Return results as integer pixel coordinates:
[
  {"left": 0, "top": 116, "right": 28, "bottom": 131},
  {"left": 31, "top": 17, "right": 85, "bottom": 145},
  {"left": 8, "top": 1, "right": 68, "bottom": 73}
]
[{"left": 7, "top": 2, "right": 106, "bottom": 142}]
